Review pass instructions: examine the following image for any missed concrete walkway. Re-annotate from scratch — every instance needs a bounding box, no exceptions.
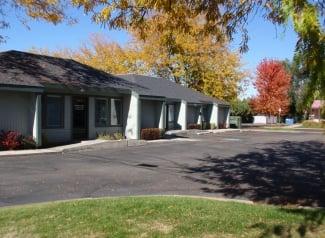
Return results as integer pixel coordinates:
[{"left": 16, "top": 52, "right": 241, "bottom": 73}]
[
  {"left": 0, "top": 129, "right": 239, "bottom": 157},
  {"left": 0, "top": 139, "right": 109, "bottom": 157}
]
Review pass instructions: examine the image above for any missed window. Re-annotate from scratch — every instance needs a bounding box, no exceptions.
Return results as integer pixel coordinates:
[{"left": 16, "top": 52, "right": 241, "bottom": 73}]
[
  {"left": 43, "top": 95, "right": 64, "bottom": 128},
  {"left": 110, "top": 98, "right": 122, "bottom": 126},
  {"left": 95, "top": 99, "right": 109, "bottom": 127}
]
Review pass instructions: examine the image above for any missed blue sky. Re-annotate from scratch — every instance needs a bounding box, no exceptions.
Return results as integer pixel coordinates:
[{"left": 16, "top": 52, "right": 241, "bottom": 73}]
[{"left": 0, "top": 9, "right": 297, "bottom": 97}]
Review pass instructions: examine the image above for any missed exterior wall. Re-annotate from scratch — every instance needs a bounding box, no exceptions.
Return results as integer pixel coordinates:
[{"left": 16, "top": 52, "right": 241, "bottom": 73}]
[
  {"left": 42, "top": 95, "right": 72, "bottom": 144},
  {"left": 140, "top": 100, "right": 162, "bottom": 129},
  {"left": 88, "top": 96, "right": 123, "bottom": 139},
  {"left": 218, "top": 106, "right": 230, "bottom": 128},
  {"left": 0, "top": 91, "right": 35, "bottom": 136},
  {"left": 187, "top": 105, "right": 200, "bottom": 125},
  {"left": 253, "top": 115, "right": 277, "bottom": 124}
]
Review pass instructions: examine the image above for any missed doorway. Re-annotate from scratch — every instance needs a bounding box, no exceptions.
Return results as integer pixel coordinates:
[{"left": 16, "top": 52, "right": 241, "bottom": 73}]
[
  {"left": 72, "top": 97, "right": 88, "bottom": 140},
  {"left": 166, "top": 104, "right": 175, "bottom": 130}
]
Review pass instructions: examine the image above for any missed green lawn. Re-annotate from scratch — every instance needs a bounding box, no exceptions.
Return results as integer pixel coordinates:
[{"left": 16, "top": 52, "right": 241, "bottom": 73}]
[{"left": 0, "top": 196, "right": 324, "bottom": 238}]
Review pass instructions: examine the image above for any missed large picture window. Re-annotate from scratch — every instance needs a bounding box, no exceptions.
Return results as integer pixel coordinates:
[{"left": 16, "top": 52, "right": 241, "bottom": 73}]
[
  {"left": 42, "top": 95, "right": 64, "bottom": 128},
  {"left": 110, "top": 98, "right": 122, "bottom": 126},
  {"left": 95, "top": 99, "right": 109, "bottom": 127}
]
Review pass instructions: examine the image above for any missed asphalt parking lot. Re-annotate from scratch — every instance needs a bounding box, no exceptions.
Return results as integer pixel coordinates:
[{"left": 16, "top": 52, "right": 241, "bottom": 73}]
[{"left": 0, "top": 131, "right": 324, "bottom": 207}]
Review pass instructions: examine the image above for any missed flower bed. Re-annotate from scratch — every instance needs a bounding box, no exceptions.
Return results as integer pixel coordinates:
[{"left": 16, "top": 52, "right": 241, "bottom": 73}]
[{"left": 0, "top": 130, "right": 36, "bottom": 151}]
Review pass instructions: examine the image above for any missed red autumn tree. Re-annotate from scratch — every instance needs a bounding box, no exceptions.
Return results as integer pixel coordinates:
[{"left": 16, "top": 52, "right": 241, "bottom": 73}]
[{"left": 251, "top": 59, "right": 291, "bottom": 116}]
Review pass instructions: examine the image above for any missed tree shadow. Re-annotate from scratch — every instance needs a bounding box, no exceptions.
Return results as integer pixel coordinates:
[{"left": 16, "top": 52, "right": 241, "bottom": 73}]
[
  {"left": 252, "top": 207, "right": 325, "bottom": 237},
  {"left": 185, "top": 140, "right": 325, "bottom": 207},
  {"left": 184, "top": 140, "right": 325, "bottom": 237}
]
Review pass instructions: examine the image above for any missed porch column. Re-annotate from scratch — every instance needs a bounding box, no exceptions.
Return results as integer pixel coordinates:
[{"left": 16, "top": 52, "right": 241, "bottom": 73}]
[
  {"left": 159, "top": 101, "right": 166, "bottom": 130},
  {"left": 178, "top": 100, "right": 187, "bottom": 130},
  {"left": 197, "top": 105, "right": 203, "bottom": 125},
  {"left": 32, "top": 94, "right": 42, "bottom": 147},
  {"left": 125, "top": 91, "right": 141, "bottom": 139},
  {"left": 209, "top": 103, "right": 219, "bottom": 129},
  {"left": 226, "top": 107, "right": 231, "bottom": 128}
]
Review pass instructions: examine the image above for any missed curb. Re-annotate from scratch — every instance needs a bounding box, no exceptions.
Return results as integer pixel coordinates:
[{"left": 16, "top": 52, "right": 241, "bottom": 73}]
[
  {"left": 243, "top": 129, "right": 325, "bottom": 134},
  {"left": 0, "top": 139, "right": 148, "bottom": 157}
]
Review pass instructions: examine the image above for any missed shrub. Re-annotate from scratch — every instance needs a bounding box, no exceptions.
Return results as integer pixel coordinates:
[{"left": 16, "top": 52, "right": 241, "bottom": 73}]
[
  {"left": 97, "top": 132, "right": 124, "bottom": 140},
  {"left": 22, "top": 136, "right": 36, "bottom": 149},
  {"left": 0, "top": 130, "right": 23, "bottom": 150},
  {"left": 302, "top": 120, "right": 325, "bottom": 129},
  {"left": 210, "top": 123, "right": 217, "bottom": 129},
  {"left": 113, "top": 132, "right": 124, "bottom": 140},
  {"left": 218, "top": 123, "right": 226, "bottom": 129},
  {"left": 187, "top": 124, "right": 201, "bottom": 130},
  {"left": 202, "top": 122, "right": 211, "bottom": 130},
  {"left": 141, "top": 128, "right": 164, "bottom": 140}
]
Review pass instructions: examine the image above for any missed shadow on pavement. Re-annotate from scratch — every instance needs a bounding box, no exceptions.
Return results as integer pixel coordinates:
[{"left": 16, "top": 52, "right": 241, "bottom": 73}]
[
  {"left": 185, "top": 140, "right": 325, "bottom": 207},
  {"left": 185, "top": 140, "right": 325, "bottom": 237}
]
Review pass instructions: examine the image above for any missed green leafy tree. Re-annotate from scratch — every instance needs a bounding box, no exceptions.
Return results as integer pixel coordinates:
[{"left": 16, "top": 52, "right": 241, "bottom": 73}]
[{"left": 231, "top": 99, "right": 253, "bottom": 123}]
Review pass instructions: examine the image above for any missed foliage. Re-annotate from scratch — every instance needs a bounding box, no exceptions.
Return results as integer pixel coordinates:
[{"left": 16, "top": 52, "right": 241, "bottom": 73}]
[
  {"left": 140, "top": 128, "right": 164, "bottom": 140},
  {"left": 0, "top": 130, "right": 22, "bottom": 150},
  {"left": 210, "top": 123, "right": 217, "bottom": 130},
  {"left": 187, "top": 124, "right": 201, "bottom": 130},
  {"left": 0, "top": 131, "right": 36, "bottom": 150},
  {"left": 202, "top": 122, "right": 213, "bottom": 130},
  {"left": 130, "top": 20, "right": 247, "bottom": 101},
  {"left": 31, "top": 35, "right": 144, "bottom": 75},
  {"left": 231, "top": 99, "right": 253, "bottom": 123},
  {"left": 97, "top": 132, "right": 124, "bottom": 140},
  {"left": 251, "top": 59, "right": 292, "bottom": 116},
  {"left": 1, "top": 196, "right": 324, "bottom": 237},
  {"left": 302, "top": 120, "right": 325, "bottom": 129},
  {"left": 279, "top": 1, "right": 325, "bottom": 105},
  {"left": 21, "top": 136, "right": 36, "bottom": 149},
  {"left": 281, "top": 59, "right": 307, "bottom": 120}
]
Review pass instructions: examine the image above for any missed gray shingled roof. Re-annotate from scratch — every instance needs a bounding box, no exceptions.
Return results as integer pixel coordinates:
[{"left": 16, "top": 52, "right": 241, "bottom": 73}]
[
  {"left": 117, "top": 74, "right": 229, "bottom": 105},
  {"left": 0, "top": 50, "right": 142, "bottom": 91},
  {"left": 0, "top": 50, "right": 229, "bottom": 105}
]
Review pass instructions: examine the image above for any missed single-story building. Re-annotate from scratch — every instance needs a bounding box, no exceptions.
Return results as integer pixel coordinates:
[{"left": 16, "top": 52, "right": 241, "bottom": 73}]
[
  {"left": 309, "top": 100, "right": 324, "bottom": 121},
  {"left": 0, "top": 50, "right": 230, "bottom": 147}
]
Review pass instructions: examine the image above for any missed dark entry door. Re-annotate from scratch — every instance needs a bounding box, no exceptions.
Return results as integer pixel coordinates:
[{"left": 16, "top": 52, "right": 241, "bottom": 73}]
[
  {"left": 166, "top": 104, "right": 175, "bottom": 130},
  {"left": 72, "top": 97, "right": 88, "bottom": 140}
]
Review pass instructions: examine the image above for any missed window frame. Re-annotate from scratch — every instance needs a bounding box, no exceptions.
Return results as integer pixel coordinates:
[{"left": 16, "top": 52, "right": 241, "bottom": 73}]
[
  {"left": 42, "top": 94, "right": 65, "bottom": 129},
  {"left": 109, "top": 98, "right": 123, "bottom": 127},
  {"left": 94, "top": 98, "right": 109, "bottom": 128}
]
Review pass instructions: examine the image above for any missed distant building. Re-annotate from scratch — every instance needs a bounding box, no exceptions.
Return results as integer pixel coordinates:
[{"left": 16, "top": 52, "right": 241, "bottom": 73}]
[{"left": 309, "top": 100, "right": 325, "bottom": 121}]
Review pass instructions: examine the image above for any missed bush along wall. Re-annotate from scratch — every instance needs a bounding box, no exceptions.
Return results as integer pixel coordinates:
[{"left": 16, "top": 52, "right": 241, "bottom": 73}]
[
  {"left": 187, "top": 124, "right": 202, "bottom": 130},
  {"left": 141, "top": 128, "right": 165, "bottom": 140},
  {"left": 0, "top": 130, "right": 36, "bottom": 151}
]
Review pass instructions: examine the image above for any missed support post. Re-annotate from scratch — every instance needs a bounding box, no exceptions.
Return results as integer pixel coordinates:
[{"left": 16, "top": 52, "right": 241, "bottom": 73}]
[
  {"left": 197, "top": 105, "right": 203, "bottom": 126},
  {"left": 159, "top": 101, "right": 166, "bottom": 130},
  {"left": 226, "top": 107, "right": 230, "bottom": 128},
  {"left": 33, "top": 94, "right": 42, "bottom": 147},
  {"left": 125, "top": 91, "right": 140, "bottom": 139},
  {"left": 177, "top": 100, "right": 187, "bottom": 130},
  {"left": 209, "top": 103, "right": 219, "bottom": 129}
]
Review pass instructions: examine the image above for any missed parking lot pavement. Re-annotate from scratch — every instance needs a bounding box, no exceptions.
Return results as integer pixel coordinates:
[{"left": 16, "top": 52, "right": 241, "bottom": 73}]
[{"left": 0, "top": 131, "right": 324, "bottom": 207}]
